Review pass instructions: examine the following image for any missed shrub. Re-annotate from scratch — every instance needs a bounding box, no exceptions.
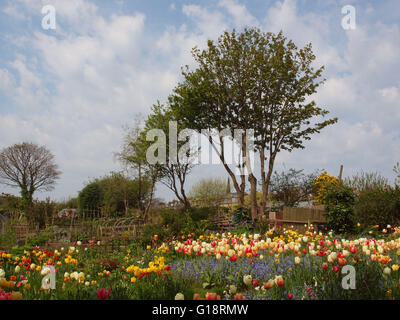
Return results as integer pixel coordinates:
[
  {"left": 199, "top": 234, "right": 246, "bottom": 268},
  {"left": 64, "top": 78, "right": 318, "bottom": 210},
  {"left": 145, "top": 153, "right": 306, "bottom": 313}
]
[
  {"left": 27, "top": 232, "right": 54, "bottom": 247},
  {"left": 230, "top": 207, "right": 252, "bottom": 231},
  {"left": 0, "top": 229, "right": 17, "bottom": 247},
  {"left": 313, "top": 172, "right": 339, "bottom": 205},
  {"left": 78, "top": 182, "right": 104, "bottom": 209},
  {"left": 322, "top": 183, "right": 355, "bottom": 234},
  {"left": 354, "top": 186, "right": 400, "bottom": 228},
  {"left": 343, "top": 170, "right": 389, "bottom": 194}
]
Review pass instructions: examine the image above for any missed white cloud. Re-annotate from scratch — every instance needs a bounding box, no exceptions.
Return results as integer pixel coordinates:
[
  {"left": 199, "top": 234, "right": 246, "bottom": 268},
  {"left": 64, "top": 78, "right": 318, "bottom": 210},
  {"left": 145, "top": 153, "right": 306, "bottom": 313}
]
[
  {"left": 182, "top": 4, "right": 229, "bottom": 38},
  {"left": 0, "top": 0, "right": 399, "bottom": 201},
  {"left": 218, "top": 0, "right": 258, "bottom": 28},
  {"left": 380, "top": 86, "right": 399, "bottom": 102}
]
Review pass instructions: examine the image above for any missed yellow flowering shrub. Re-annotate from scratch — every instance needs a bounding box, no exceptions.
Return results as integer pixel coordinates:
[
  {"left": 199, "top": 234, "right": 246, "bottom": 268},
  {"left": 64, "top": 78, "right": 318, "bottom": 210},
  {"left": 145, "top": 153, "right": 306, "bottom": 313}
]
[{"left": 313, "top": 171, "right": 339, "bottom": 205}]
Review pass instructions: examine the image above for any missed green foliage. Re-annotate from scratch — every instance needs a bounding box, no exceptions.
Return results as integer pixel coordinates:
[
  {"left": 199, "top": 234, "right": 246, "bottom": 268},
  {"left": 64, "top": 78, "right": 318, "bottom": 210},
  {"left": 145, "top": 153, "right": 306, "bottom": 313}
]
[
  {"left": 189, "top": 177, "right": 227, "bottom": 206},
  {"left": 0, "top": 193, "right": 24, "bottom": 212},
  {"left": 25, "top": 199, "right": 57, "bottom": 230},
  {"left": 170, "top": 28, "right": 337, "bottom": 213},
  {"left": 394, "top": 162, "right": 400, "bottom": 186},
  {"left": 56, "top": 197, "right": 79, "bottom": 210},
  {"left": 354, "top": 186, "right": 400, "bottom": 228},
  {"left": 322, "top": 183, "right": 355, "bottom": 234},
  {"left": 78, "top": 172, "right": 152, "bottom": 216},
  {"left": 11, "top": 244, "right": 31, "bottom": 255},
  {"left": 140, "top": 207, "right": 215, "bottom": 244},
  {"left": 78, "top": 181, "right": 103, "bottom": 209},
  {"left": 343, "top": 170, "right": 389, "bottom": 193},
  {"left": 27, "top": 232, "right": 54, "bottom": 246},
  {"left": 230, "top": 207, "right": 252, "bottom": 231},
  {"left": 0, "top": 229, "right": 17, "bottom": 247}
]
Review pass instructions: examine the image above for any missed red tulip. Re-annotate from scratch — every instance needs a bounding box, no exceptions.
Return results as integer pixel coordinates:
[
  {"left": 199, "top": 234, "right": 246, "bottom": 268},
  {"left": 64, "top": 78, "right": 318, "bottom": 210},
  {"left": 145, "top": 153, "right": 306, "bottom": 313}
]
[
  {"left": 288, "top": 293, "right": 293, "bottom": 300},
  {"left": 234, "top": 293, "right": 244, "bottom": 300},
  {"left": 97, "top": 288, "right": 111, "bottom": 300},
  {"left": 332, "top": 265, "right": 340, "bottom": 273},
  {"left": 252, "top": 280, "right": 258, "bottom": 287}
]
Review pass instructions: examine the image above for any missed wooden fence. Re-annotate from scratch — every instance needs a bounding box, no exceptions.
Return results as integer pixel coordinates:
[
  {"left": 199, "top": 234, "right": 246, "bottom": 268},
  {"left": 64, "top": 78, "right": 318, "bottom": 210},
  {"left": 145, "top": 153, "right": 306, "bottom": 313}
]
[
  {"left": 268, "top": 206, "right": 326, "bottom": 231},
  {"left": 282, "top": 206, "right": 326, "bottom": 224}
]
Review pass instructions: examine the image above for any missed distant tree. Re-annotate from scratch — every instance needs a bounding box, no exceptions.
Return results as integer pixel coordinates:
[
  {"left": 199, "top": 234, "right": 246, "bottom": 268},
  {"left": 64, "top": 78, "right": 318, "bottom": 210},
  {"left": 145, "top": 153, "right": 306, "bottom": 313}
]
[
  {"left": 117, "top": 117, "right": 167, "bottom": 219},
  {"left": 226, "top": 178, "right": 231, "bottom": 194},
  {"left": 394, "top": 162, "right": 400, "bottom": 186},
  {"left": 78, "top": 181, "right": 103, "bottom": 209},
  {"left": 343, "top": 170, "right": 389, "bottom": 194},
  {"left": 78, "top": 172, "right": 152, "bottom": 217},
  {"left": 0, "top": 142, "right": 61, "bottom": 207},
  {"left": 189, "top": 177, "right": 227, "bottom": 206},
  {"left": 142, "top": 102, "right": 198, "bottom": 210},
  {"left": 269, "top": 168, "right": 321, "bottom": 208},
  {"left": 98, "top": 172, "right": 152, "bottom": 215}
]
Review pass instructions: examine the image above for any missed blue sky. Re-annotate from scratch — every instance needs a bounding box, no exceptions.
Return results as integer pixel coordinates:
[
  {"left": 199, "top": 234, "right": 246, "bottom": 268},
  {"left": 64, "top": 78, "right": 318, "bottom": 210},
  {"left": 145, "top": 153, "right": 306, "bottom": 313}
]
[{"left": 0, "top": 0, "right": 399, "bottom": 202}]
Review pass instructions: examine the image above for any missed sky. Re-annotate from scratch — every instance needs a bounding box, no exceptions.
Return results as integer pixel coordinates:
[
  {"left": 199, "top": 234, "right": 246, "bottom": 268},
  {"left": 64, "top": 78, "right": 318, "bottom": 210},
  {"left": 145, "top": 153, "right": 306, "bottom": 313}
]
[{"left": 0, "top": 0, "right": 399, "bottom": 203}]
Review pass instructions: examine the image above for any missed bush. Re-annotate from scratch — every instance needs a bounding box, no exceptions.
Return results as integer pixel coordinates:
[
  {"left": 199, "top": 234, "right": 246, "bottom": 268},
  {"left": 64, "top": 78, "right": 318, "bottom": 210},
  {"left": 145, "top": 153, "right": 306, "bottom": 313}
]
[
  {"left": 0, "top": 229, "right": 17, "bottom": 247},
  {"left": 139, "top": 208, "right": 215, "bottom": 244},
  {"left": 78, "top": 182, "right": 104, "bottom": 209},
  {"left": 354, "top": 186, "right": 400, "bottom": 228},
  {"left": 27, "top": 232, "right": 54, "bottom": 247},
  {"left": 313, "top": 172, "right": 339, "bottom": 205},
  {"left": 322, "top": 183, "right": 355, "bottom": 234},
  {"left": 230, "top": 207, "right": 252, "bottom": 231},
  {"left": 343, "top": 170, "right": 389, "bottom": 194}
]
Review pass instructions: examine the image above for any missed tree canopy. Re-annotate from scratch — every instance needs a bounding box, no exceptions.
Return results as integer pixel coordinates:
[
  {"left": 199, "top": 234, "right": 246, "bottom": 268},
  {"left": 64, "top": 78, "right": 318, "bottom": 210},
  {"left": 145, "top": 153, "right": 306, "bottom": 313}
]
[{"left": 171, "top": 28, "right": 337, "bottom": 219}]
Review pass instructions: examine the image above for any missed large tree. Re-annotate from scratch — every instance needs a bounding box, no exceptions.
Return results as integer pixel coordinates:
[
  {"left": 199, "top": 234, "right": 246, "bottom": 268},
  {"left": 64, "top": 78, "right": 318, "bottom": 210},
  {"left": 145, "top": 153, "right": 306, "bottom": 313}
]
[
  {"left": 171, "top": 28, "right": 337, "bottom": 220},
  {"left": 0, "top": 142, "right": 61, "bottom": 207}
]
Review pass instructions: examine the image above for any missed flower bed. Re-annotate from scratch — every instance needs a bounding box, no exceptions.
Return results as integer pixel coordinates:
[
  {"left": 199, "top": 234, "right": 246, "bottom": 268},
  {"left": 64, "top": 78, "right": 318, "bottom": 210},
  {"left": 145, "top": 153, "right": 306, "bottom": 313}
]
[{"left": 0, "top": 225, "right": 400, "bottom": 300}]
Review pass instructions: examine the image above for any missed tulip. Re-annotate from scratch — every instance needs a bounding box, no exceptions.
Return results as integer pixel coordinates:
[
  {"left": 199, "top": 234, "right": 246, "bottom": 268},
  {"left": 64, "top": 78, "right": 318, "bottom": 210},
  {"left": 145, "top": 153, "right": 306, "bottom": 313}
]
[
  {"left": 229, "top": 285, "right": 237, "bottom": 295},
  {"left": 275, "top": 276, "right": 284, "bottom": 287},
  {"left": 97, "top": 288, "right": 111, "bottom": 300},
  {"left": 234, "top": 293, "right": 244, "bottom": 300},
  {"left": 175, "top": 293, "right": 184, "bottom": 300},
  {"left": 332, "top": 265, "right": 340, "bottom": 273},
  {"left": 264, "top": 280, "right": 274, "bottom": 290},
  {"left": 243, "top": 275, "right": 252, "bottom": 286}
]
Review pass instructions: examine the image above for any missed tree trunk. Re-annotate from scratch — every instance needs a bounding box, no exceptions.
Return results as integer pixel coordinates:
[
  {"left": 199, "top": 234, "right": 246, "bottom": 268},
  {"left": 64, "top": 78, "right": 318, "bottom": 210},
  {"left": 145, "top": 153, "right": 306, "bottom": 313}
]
[
  {"left": 242, "top": 133, "right": 258, "bottom": 221},
  {"left": 260, "top": 151, "right": 276, "bottom": 215},
  {"left": 259, "top": 148, "right": 267, "bottom": 216},
  {"left": 209, "top": 135, "right": 245, "bottom": 206},
  {"left": 138, "top": 163, "right": 142, "bottom": 211},
  {"left": 144, "top": 177, "right": 156, "bottom": 222}
]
